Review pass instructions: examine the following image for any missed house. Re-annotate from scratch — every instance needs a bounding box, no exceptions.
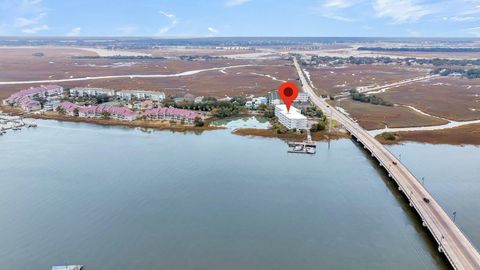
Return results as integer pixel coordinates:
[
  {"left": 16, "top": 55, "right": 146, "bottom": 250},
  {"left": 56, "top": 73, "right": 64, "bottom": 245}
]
[
  {"left": 2, "top": 85, "right": 63, "bottom": 112},
  {"left": 194, "top": 96, "right": 204, "bottom": 103},
  {"left": 53, "top": 101, "right": 81, "bottom": 116},
  {"left": 19, "top": 96, "right": 41, "bottom": 112},
  {"left": 141, "top": 100, "right": 154, "bottom": 110},
  {"left": 69, "top": 87, "right": 115, "bottom": 97},
  {"left": 54, "top": 102, "right": 80, "bottom": 116},
  {"left": 144, "top": 107, "right": 200, "bottom": 124},
  {"left": 274, "top": 104, "right": 308, "bottom": 130},
  {"left": 294, "top": 92, "right": 309, "bottom": 103},
  {"left": 246, "top": 97, "right": 268, "bottom": 109},
  {"left": 117, "top": 90, "right": 165, "bottom": 101},
  {"left": 44, "top": 100, "right": 61, "bottom": 111}
]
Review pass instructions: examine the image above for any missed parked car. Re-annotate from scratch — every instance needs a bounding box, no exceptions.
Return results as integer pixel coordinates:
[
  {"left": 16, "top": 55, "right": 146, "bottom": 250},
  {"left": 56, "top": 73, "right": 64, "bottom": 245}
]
[
  {"left": 392, "top": 161, "right": 398, "bottom": 165},
  {"left": 423, "top": 197, "right": 430, "bottom": 204}
]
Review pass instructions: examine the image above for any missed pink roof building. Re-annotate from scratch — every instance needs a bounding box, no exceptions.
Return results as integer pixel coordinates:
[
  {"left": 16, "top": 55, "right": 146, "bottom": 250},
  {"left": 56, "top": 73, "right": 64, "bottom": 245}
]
[
  {"left": 144, "top": 107, "right": 200, "bottom": 124},
  {"left": 3, "top": 85, "right": 63, "bottom": 111}
]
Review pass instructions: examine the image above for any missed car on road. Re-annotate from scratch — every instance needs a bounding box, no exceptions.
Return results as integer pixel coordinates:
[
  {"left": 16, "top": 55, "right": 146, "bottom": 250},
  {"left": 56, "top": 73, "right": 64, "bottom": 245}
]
[
  {"left": 423, "top": 197, "right": 430, "bottom": 204},
  {"left": 392, "top": 161, "right": 398, "bottom": 165}
]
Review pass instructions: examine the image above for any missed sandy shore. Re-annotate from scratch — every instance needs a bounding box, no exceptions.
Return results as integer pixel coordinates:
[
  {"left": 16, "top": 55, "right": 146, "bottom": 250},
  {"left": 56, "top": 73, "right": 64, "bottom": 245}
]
[{"left": 232, "top": 128, "right": 351, "bottom": 141}]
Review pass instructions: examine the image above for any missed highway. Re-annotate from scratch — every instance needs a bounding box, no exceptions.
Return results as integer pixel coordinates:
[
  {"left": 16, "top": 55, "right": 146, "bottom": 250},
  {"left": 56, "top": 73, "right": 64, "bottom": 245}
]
[{"left": 293, "top": 58, "right": 480, "bottom": 270}]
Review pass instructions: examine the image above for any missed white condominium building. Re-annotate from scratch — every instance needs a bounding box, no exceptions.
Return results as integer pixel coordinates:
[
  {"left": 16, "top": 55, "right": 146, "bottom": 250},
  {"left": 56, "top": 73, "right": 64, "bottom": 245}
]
[
  {"left": 294, "top": 92, "right": 310, "bottom": 103},
  {"left": 275, "top": 104, "right": 308, "bottom": 130},
  {"left": 70, "top": 87, "right": 116, "bottom": 97}
]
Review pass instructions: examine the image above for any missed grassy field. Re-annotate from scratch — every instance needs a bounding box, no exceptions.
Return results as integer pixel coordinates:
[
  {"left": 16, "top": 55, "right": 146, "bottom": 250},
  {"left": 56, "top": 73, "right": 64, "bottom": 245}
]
[
  {"left": 376, "top": 123, "right": 480, "bottom": 145},
  {"left": 307, "top": 64, "right": 430, "bottom": 96},
  {"left": 335, "top": 99, "right": 448, "bottom": 130},
  {"left": 377, "top": 77, "right": 480, "bottom": 121},
  {"left": 0, "top": 47, "right": 295, "bottom": 99}
]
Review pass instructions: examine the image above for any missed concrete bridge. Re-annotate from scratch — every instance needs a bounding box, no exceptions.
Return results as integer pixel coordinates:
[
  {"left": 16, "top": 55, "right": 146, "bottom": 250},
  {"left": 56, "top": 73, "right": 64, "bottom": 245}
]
[{"left": 293, "top": 58, "right": 480, "bottom": 270}]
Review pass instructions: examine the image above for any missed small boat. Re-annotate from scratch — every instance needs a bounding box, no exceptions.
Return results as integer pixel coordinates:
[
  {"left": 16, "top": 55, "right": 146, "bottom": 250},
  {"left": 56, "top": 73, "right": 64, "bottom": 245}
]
[
  {"left": 306, "top": 147, "right": 316, "bottom": 154},
  {"left": 28, "top": 122, "right": 37, "bottom": 127},
  {"left": 294, "top": 145, "right": 304, "bottom": 151}
]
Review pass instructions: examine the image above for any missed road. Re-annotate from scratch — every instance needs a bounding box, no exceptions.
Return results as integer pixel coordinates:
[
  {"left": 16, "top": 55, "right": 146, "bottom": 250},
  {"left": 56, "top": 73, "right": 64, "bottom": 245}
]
[
  {"left": 358, "top": 74, "right": 439, "bottom": 94},
  {"left": 0, "top": 65, "right": 254, "bottom": 85},
  {"left": 293, "top": 58, "right": 480, "bottom": 270}
]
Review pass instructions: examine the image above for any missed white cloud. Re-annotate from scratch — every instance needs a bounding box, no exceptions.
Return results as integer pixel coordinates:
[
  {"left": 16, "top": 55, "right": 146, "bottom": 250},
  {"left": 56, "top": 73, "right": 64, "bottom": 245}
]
[
  {"left": 323, "top": 0, "right": 355, "bottom": 9},
  {"left": 67, "top": 27, "right": 81, "bottom": 36},
  {"left": 21, "top": 24, "right": 49, "bottom": 34},
  {"left": 466, "top": 26, "right": 480, "bottom": 36},
  {"left": 159, "top": 11, "right": 175, "bottom": 19},
  {"left": 225, "top": 0, "right": 251, "bottom": 7},
  {"left": 373, "top": 0, "right": 436, "bottom": 24},
  {"left": 322, "top": 13, "right": 354, "bottom": 21},
  {"left": 14, "top": 12, "right": 46, "bottom": 27},
  {"left": 444, "top": 16, "right": 477, "bottom": 22},
  {"left": 311, "top": 0, "right": 357, "bottom": 22},
  {"left": 208, "top": 27, "right": 219, "bottom": 34},
  {"left": 157, "top": 10, "right": 178, "bottom": 35}
]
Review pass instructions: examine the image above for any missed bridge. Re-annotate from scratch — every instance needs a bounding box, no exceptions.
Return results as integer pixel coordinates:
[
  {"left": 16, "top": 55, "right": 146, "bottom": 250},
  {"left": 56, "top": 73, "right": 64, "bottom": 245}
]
[{"left": 293, "top": 58, "right": 480, "bottom": 270}]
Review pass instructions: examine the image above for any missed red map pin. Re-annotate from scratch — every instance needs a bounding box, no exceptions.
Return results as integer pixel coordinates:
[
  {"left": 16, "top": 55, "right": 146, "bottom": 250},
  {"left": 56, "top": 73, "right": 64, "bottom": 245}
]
[{"left": 278, "top": 82, "right": 298, "bottom": 112}]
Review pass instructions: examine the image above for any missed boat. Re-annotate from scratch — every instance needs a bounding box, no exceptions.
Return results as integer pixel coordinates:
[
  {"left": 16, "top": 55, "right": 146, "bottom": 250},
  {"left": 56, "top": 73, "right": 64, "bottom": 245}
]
[
  {"left": 287, "top": 139, "right": 317, "bottom": 155},
  {"left": 294, "top": 145, "right": 304, "bottom": 151},
  {"left": 51, "top": 265, "right": 83, "bottom": 270}
]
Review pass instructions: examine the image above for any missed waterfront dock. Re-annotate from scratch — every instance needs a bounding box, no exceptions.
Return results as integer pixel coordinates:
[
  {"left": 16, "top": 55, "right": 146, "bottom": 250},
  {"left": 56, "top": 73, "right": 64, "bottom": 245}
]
[
  {"left": 287, "top": 141, "right": 316, "bottom": 154},
  {"left": 287, "top": 129, "right": 316, "bottom": 154},
  {"left": 0, "top": 112, "right": 36, "bottom": 134}
]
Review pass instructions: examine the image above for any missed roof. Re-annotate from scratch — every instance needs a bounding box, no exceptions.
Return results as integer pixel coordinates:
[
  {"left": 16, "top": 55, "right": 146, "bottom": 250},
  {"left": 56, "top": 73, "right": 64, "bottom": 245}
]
[
  {"left": 144, "top": 107, "right": 199, "bottom": 119},
  {"left": 4, "top": 85, "right": 62, "bottom": 103},
  {"left": 275, "top": 104, "right": 307, "bottom": 120}
]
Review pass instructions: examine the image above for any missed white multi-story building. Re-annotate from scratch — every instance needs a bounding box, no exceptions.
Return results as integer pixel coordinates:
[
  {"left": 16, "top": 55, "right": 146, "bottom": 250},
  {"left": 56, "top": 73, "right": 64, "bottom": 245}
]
[
  {"left": 117, "top": 90, "right": 165, "bottom": 101},
  {"left": 294, "top": 92, "right": 309, "bottom": 103},
  {"left": 275, "top": 104, "right": 308, "bottom": 130},
  {"left": 69, "top": 87, "right": 116, "bottom": 97}
]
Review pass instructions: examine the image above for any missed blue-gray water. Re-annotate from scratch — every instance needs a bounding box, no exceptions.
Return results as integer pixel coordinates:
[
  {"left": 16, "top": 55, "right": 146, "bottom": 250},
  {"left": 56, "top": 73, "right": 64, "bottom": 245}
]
[
  {"left": 0, "top": 120, "right": 473, "bottom": 270},
  {"left": 388, "top": 143, "right": 480, "bottom": 250}
]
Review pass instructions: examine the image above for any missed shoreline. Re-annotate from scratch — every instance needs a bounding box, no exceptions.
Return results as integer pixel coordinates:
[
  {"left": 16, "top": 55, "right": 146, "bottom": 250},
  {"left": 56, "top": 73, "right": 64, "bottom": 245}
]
[
  {"left": 1, "top": 106, "right": 222, "bottom": 133},
  {"left": 232, "top": 128, "right": 351, "bottom": 141},
  {"left": 375, "top": 123, "right": 480, "bottom": 146},
  {"left": 3, "top": 105, "right": 478, "bottom": 146}
]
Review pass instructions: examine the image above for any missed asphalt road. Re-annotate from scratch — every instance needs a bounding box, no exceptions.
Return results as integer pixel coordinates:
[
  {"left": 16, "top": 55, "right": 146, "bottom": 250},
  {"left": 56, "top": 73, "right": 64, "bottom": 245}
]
[{"left": 293, "top": 58, "right": 480, "bottom": 270}]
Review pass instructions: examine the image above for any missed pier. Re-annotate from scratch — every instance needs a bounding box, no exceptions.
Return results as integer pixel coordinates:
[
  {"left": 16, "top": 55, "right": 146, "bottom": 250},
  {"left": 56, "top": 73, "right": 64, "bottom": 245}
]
[
  {"left": 287, "top": 129, "right": 316, "bottom": 154},
  {"left": 0, "top": 112, "right": 36, "bottom": 134}
]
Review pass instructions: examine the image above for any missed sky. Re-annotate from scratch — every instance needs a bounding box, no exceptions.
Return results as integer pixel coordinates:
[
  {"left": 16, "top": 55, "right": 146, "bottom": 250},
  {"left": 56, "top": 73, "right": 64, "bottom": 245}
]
[{"left": 0, "top": 0, "right": 480, "bottom": 37}]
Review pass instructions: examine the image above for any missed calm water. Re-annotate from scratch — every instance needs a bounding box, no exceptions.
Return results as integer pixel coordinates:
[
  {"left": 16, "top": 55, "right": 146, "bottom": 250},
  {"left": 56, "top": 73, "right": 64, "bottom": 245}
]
[
  {"left": 211, "top": 116, "right": 271, "bottom": 129},
  {"left": 0, "top": 120, "right": 462, "bottom": 270},
  {"left": 388, "top": 143, "right": 480, "bottom": 249}
]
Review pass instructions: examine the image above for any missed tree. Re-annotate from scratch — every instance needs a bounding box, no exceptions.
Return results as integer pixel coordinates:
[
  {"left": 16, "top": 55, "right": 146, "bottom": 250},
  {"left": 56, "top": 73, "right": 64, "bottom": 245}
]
[
  {"left": 100, "top": 110, "right": 111, "bottom": 119},
  {"left": 56, "top": 106, "right": 66, "bottom": 115},
  {"left": 263, "top": 106, "right": 275, "bottom": 118},
  {"left": 381, "top": 132, "right": 397, "bottom": 141},
  {"left": 231, "top": 96, "right": 246, "bottom": 106},
  {"left": 194, "top": 116, "right": 204, "bottom": 127},
  {"left": 95, "top": 94, "right": 110, "bottom": 104},
  {"left": 162, "top": 96, "right": 176, "bottom": 107},
  {"left": 73, "top": 108, "right": 79, "bottom": 117},
  {"left": 310, "top": 119, "right": 326, "bottom": 132}
]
